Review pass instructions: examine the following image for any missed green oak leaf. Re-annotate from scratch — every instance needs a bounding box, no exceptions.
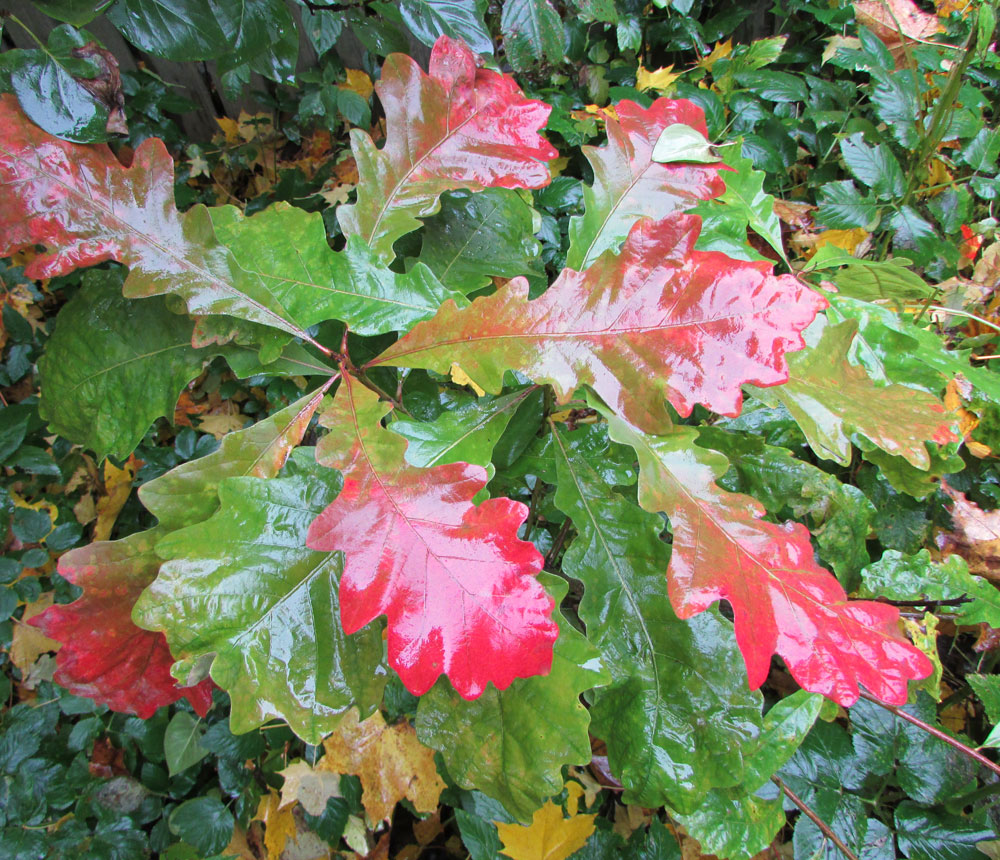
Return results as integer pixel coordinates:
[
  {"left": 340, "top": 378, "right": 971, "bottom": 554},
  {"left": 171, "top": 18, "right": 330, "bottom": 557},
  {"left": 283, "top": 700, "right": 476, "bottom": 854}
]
[
  {"left": 550, "top": 425, "right": 764, "bottom": 812},
  {"left": 391, "top": 387, "right": 538, "bottom": 468},
  {"left": 139, "top": 391, "right": 327, "bottom": 532},
  {"left": 38, "top": 270, "right": 212, "bottom": 461},
  {"left": 507, "top": 422, "right": 636, "bottom": 487},
  {"left": 136, "top": 456, "right": 387, "bottom": 742},
  {"left": 209, "top": 203, "right": 466, "bottom": 336},
  {"left": 697, "top": 426, "right": 875, "bottom": 585},
  {"left": 415, "top": 575, "right": 608, "bottom": 822},
  {"left": 753, "top": 318, "right": 958, "bottom": 469},
  {"left": 418, "top": 190, "right": 545, "bottom": 294}
]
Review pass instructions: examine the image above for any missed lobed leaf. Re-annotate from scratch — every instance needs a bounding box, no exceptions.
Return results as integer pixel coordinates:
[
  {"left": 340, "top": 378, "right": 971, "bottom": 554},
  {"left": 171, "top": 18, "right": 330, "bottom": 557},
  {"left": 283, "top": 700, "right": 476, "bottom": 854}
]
[
  {"left": 338, "top": 35, "right": 558, "bottom": 262},
  {"left": 376, "top": 213, "right": 825, "bottom": 431},
  {"left": 567, "top": 99, "right": 726, "bottom": 271},
  {"left": 602, "top": 413, "right": 934, "bottom": 706},
  {"left": 0, "top": 95, "right": 304, "bottom": 353},
  {"left": 415, "top": 575, "right": 608, "bottom": 822},
  {"left": 306, "top": 375, "right": 556, "bottom": 699},
  {"left": 136, "top": 459, "right": 387, "bottom": 742},
  {"left": 29, "top": 529, "right": 214, "bottom": 718},
  {"left": 550, "top": 425, "right": 765, "bottom": 812}
]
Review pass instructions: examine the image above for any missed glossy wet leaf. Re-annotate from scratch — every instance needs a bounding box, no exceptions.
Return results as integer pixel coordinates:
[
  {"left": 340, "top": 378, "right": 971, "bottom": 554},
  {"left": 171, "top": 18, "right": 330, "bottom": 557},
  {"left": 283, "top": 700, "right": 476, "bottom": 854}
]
[
  {"left": 697, "top": 426, "right": 876, "bottom": 584},
  {"left": 550, "top": 426, "right": 764, "bottom": 812},
  {"left": 858, "top": 549, "right": 1000, "bottom": 627},
  {"left": 416, "top": 576, "right": 608, "bottom": 822},
  {"left": 895, "top": 802, "right": 995, "bottom": 860},
  {"left": 603, "top": 414, "right": 933, "bottom": 706},
  {"left": 136, "top": 460, "right": 387, "bottom": 742},
  {"left": 377, "top": 214, "right": 824, "bottom": 432},
  {"left": 322, "top": 709, "right": 446, "bottom": 822},
  {"left": 758, "top": 319, "right": 958, "bottom": 468},
  {"left": 209, "top": 203, "right": 467, "bottom": 336},
  {"left": 306, "top": 376, "right": 556, "bottom": 699},
  {"left": 37, "top": 272, "right": 211, "bottom": 461},
  {"left": 29, "top": 529, "right": 214, "bottom": 718},
  {"left": 500, "top": 0, "right": 565, "bottom": 71},
  {"left": 4, "top": 24, "right": 120, "bottom": 143},
  {"left": 338, "top": 36, "right": 557, "bottom": 262},
  {"left": 0, "top": 96, "right": 305, "bottom": 351},
  {"left": 418, "top": 189, "right": 545, "bottom": 293},
  {"left": 566, "top": 99, "right": 726, "bottom": 271},
  {"left": 674, "top": 785, "right": 784, "bottom": 859},
  {"left": 391, "top": 387, "right": 538, "bottom": 468},
  {"left": 840, "top": 132, "right": 905, "bottom": 200},
  {"left": 398, "top": 0, "right": 493, "bottom": 55}
]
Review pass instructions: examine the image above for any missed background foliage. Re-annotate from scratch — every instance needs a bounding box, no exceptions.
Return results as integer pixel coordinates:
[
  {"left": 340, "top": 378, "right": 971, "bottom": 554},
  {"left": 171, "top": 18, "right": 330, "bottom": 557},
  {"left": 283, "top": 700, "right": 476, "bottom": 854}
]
[{"left": 1, "top": 1, "right": 1000, "bottom": 859}]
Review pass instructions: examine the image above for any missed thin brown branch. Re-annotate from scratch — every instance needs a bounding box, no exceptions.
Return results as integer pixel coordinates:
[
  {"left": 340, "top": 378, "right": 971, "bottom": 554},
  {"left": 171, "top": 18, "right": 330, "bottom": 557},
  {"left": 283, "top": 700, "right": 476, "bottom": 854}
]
[{"left": 772, "top": 777, "right": 860, "bottom": 860}]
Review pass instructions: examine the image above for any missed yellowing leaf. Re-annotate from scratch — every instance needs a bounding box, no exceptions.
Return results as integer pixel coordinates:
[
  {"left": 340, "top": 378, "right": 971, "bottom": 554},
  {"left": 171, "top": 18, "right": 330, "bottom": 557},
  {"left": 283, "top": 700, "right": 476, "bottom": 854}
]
[
  {"left": 10, "top": 594, "right": 61, "bottom": 674},
  {"left": 935, "top": 0, "right": 973, "bottom": 18},
  {"left": 12, "top": 492, "right": 58, "bottom": 537},
  {"left": 279, "top": 759, "right": 342, "bottom": 816},
  {"left": 253, "top": 790, "right": 299, "bottom": 860},
  {"left": 340, "top": 68, "right": 374, "bottom": 101},
  {"left": 198, "top": 409, "right": 249, "bottom": 439},
  {"left": 920, "top": 158, "right": 952, "bottom": 195},
  {"left": 450, "top": 362, "right": 486, "bottom": 397},
  {"left": 93, "top": 456, "right": 137, "bottom": 542},
  {"left": 322, "top": 709, "right": 445, "bottom": 822},
  {"left": 495, "top": 787, "right": 596, "bottom": 860},
  {"left": 215, "top": 116, "right": 240, "bottom": 145},
  {"left": 795, "top": 227, "right": 871, "bottom": 259},
  {"left": 636, "top": 64, "right": 681, "bottom": 93},
  {"left": 237, "top": 110, "right": 275, "bottom": 143},
  {"left": 549, "top": 156, "right": 570, "bottom": 177},
  {"left": 568, "top": 768, "right": 603, "bottom": 808},
  {"left": 695, "top": 39, "right": 733, "bottom": 71},
  {"left": 903, "top": 612, "right": 942, "bottom": 699},
  {"left": 823, "top": 34, "right": 862, "bottom": 64}
]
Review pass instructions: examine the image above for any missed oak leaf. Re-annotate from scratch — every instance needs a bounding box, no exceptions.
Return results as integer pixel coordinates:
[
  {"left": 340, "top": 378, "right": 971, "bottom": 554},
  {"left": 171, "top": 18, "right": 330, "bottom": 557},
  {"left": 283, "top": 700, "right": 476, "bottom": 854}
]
[
  {"left": 306, "top": 375, "right": 556, "bottom": 699},
  {"left": 375, "top": 214, "right": 825, "bottom": 433},
  {"left": 338, "top": 35, "right": 558, "bottom": 261},
  {"left": 603, "top": 414, "right": 934, "bottom": 706},
  {"left": 322, "top": 709, "right": 446, "bottom": 822}
]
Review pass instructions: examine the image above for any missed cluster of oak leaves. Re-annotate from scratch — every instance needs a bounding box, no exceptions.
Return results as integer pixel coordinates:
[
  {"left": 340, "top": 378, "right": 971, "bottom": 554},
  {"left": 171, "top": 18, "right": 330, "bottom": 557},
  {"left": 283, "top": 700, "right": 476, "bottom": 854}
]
[{"left": 2, "top": 29, "right": 999, "bottom": 859}]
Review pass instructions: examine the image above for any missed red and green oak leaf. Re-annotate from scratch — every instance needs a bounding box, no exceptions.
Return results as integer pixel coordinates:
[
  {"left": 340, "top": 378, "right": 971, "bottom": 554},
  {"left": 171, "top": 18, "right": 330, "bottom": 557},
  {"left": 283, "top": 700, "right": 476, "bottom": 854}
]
[
  {"left": 603, "top": 413, "right": 934, "bottom": 706},
  {"left": 374, "top": 213, "right": 826, "bottom": 433},
  {"left": 29, "top": 393, "right": 325, "bottom": 718},
  {"left": 337, "top": 35, "right": 559, "bottom": 262},
  {"left": 567, "top": 98, "right": 727, "bottom": 271},
  {"left": 306, "top": 374, "right": 556, "bottom": 699}
]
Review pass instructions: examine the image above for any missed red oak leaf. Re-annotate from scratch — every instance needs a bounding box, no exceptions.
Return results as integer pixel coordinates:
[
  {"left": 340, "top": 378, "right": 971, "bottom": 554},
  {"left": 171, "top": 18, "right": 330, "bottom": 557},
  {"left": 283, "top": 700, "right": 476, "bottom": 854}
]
[
  {"left": 567, "top": 98, "right": 727, "bottom": 270},
  {"left": 338, "top": 35, "right": 558, "bottom": 261},
  {"left": 374, "top": 213, "right": 827, "bottom": 433},
  {"left": 30, "top": 531, "right": 213, "bottom": 718},
  {"left": 0, "top": 94, "right": 309, "bottom": 342},
  {"left": 606, "top": 417, "right": 933, "bottom": 706},
  {"left": 306, "top": 374, "right": 556, "bottom": 699}
]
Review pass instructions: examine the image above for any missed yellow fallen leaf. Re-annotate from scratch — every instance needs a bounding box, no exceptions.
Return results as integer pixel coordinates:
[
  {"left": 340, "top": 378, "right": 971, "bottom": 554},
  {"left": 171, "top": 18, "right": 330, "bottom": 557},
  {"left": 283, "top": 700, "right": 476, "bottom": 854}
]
[
  {"left": 215, "top": 116, "right": 240, "bottom": 145},
  {"left": 495, "top": 783, "right": 596, "bottom": 860},
  {"left": 636, "top": 64, "right": 681, "bottom": 93},
  {"left": 822, "top": 34, "right": 862, "bottom": 64},
  {"left": 920, "top": 157, "right": 952, "bottom": 195},
  {"left": 74, "top": 494, "right": 97, "bottom": 526},
  {"left": 253, "top": 790, "right": 299, "bottom": 860},
  {"left": 198, "top": 411, "right": 250, "bottom": 439},
  {"left": 695, "top": 39, "right": 732, "bottom": 72},
  {"left": 568, "top": 767, "right": 603, "bottom": 808},
  {"left": 935, "top": 0, "right": 973, "bottom": 17},
  {"left": 237, "top": 110, "right": 275, "bottom": 143},
  {"left": 549, "top": 156, "right": 570, "bottom": 177},
  {"left": 794, "top": 227, "right": 870, "bottom": 259},
  {"left": 612, "top": 803, "right": 652, "bottom": 840},
  {"left": 340, "top": 68, "right": 374, "bottom": 101},
  {"left": 450, "top": 362, "right": 486, "bottom": 397},
  {"left": 322, "top": 709, "right": 445, "bottom": 823},
  {"left": 93, "top": 457, "right": 137, "bottom": 542},
  {"left": 279, "top": 759, "right": 342, "bottom": 816},
  {"left": 222, "top": 825, "right": 257, "bottom": 860},
  {"left": 10, "top": 594, "right": 61, "bottom": 674}
]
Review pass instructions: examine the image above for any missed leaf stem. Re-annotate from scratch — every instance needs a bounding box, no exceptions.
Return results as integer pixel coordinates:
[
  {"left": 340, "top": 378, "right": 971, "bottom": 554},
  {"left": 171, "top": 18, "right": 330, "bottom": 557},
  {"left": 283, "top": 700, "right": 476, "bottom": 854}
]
[
  {"left": 858, "top": 692, "right": 1000, "bottom": 779},
  {"left": 772, "top": 777, "right": 860, "bottom": 860}
]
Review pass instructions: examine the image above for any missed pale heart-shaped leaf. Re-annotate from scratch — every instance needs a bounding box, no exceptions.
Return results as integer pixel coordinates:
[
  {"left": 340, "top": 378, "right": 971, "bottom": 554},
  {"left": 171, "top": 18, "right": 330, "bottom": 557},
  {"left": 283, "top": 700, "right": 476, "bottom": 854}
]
[
  {"left": 0, "top": 95, "right": 310, "bottom": 352},
  {"left": 375, "top": 214, "right": 826, "bottom": 432},
  {"left": 306, "top": 375, "right": 556, "bottom": 699},
  {"left": 29, "top": 529, "right": 213, "bottom": 718},
  {"left": 337, "top": 35, "right": 558, "bottom": 262},
  {"left": 415, "top": 575, "right": 609, "bottom": 822},
  {"left": 549, "top": 425, "right": 765, "bottom": 812},
  {"left": 140, "top": 389, "right": 328, "bottom": 532},
  {"left": 136, "top": 456, "right": 387, "bottom": 742},
  {"left": 602, "top": 413, "right": 934, "bottom": 706},
  {"left": 755, "top": 318, "right": 958, "bottom": 468},
  {"left": 209, "top": 203, "right": 467, "bottom": 336},
  {"left": 566, "top": 99, "right": 726, "bottom": 271}
]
